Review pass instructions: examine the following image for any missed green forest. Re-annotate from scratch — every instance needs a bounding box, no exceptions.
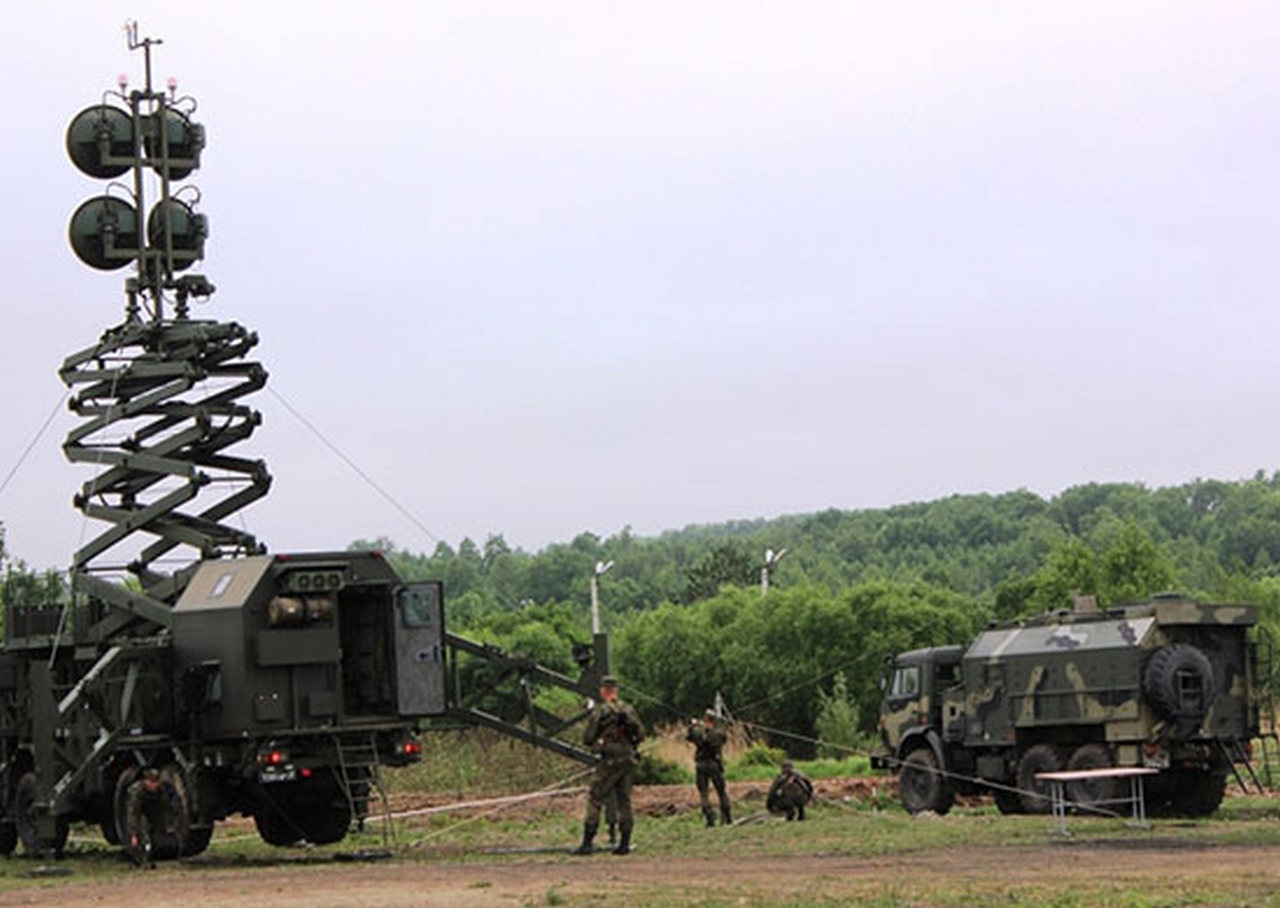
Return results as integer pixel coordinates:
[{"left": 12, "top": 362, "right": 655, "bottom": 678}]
[
  {"left": 8, "top": 473, "right": 1280, "bottom": 755},
  {"left": 340, "top": 473, "right": 1280, "bottom": 752}
]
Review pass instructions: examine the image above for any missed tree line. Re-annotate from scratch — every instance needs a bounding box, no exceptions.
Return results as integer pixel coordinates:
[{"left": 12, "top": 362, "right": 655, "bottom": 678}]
[
  {"left": 8, "top": 472, "right": 1280, "bottom": 754},
  {"left": 344, "top": 473, "right": 1280, "bottom": 752}
]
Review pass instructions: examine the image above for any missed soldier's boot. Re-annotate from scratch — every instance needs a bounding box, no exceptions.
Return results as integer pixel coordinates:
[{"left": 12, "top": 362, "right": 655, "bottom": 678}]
[
  {"left": 572, "top": 822, "right": 598, "bottom": 855},
  {"left": 607, "top": 822, "right": 617, "bottom": 845},
  {"left": 612, "top": 822, "right": 632, "bottom": 855},
  {"left": 702, "top": 807, "right": 716, "bottom": 828},
  {"left": 721, "top": 805, "right": 733, "bottom": 827}
]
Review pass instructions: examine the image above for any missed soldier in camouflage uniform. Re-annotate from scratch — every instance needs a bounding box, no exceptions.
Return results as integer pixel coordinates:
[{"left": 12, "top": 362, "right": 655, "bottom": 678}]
[
  {"left": 123, "top": 767, "right": 169, "bottom": 866},
  {"left": 686, "top": 708, "right": 731, "bottom": 827},
  {"left": 574, "top": 675, "right": 644, "bottom": 855},
  {"left": 767, "top": 761, "right": 814, "bottom": 821}
]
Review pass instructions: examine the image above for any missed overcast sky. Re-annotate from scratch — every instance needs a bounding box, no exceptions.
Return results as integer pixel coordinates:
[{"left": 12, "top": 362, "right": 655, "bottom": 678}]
[{"left": 1, "top": 3, "right": 1277, "bottom": 570}]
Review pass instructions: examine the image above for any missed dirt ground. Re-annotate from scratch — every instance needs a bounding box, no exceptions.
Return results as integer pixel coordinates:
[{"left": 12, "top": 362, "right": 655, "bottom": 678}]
[
  {"left": 5, "top": 840, "right": 1280, "bottom": 907},
  {"left": 3, "top": 780, "right": 1279, "bottom": 907}
]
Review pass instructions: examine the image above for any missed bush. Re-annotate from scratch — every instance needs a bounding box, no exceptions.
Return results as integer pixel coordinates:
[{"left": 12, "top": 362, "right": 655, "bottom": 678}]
[
  {"left": 815, "top": 671, "right": 863, "bottom": 759},
  {"left": 634, "top": 753, "right": 689, "bottom": 785},
  {"left": 733, "top": 742, "right": 788, "bottom": 769}
]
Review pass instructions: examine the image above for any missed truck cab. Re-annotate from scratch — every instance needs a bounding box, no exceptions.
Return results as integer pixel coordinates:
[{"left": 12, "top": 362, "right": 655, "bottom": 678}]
[{"left": 873, "top": 646, "right": 963, "bottom": 768}]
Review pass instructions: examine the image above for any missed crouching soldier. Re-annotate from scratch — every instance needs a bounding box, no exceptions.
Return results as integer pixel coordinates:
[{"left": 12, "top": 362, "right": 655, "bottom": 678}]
[
  {"left": 686, "top": 708, "right": 731, "bottom": 827},
  {"left": 574, "top": 675, "right": 645, "bottom": 856},
  {"left": 123, "top": 767, "right": 170, "bottom": 866},
  {"left": 767, "top": 761, "right": 814, "bottom": 821}
]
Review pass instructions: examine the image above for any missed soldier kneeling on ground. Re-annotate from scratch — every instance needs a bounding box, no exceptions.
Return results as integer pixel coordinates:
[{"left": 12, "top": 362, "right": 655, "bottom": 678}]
[
  {"left": 123, "top": 767, "right": 180, "bottom": 867},
  {"left": 766, "top": 761, "right": 814, "bottom": 821}
]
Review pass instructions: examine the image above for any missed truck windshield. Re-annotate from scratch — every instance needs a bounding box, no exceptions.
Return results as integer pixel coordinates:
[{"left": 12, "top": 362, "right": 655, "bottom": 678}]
[{"left": 889, "top": 665, "right": 920, "bottom": 699}]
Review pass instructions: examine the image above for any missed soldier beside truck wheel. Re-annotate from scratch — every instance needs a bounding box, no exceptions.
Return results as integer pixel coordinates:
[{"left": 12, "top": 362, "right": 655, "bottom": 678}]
[{"left": 122, "top": 767, "right": 181, "bottom": 866}]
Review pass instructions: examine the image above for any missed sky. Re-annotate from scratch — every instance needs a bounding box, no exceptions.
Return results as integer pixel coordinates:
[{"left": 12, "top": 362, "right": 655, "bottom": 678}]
[{"left": 1, "top": 2, "right": 1277, "bottom": 571}]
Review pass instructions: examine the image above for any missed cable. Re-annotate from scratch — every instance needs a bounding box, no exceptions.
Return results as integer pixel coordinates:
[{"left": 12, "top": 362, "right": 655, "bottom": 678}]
[
  {"left": 267, "top": 386, "right": 441, "bottom": 548},
  {"left": 0, "top": 392, "right": 69, "bottom": 502}
]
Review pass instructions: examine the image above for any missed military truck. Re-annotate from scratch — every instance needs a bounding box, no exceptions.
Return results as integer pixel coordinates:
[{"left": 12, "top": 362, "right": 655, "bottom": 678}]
[
  {"left": 0, "top": 28, "right": 611, "bottom": 859},
  {"left": 872, "top": 595, "right": 1269, "bottom": 817}
]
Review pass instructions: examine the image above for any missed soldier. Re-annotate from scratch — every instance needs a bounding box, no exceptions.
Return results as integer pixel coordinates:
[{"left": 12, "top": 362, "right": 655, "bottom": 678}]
[
  {"left": 574, "top": 675, "right": 644, "bottom": 856},
  {"left": 686, "top": 708, "right": 731, "bottom": 827},
  {"left": 604, "top": 790, "right": 619, "bottom": 846},
  {"left": 767, "top": 760, "right": 814, "bottom": 821},
  {"left": 123, "top": 767, "right": 169, "bottom": 866}
]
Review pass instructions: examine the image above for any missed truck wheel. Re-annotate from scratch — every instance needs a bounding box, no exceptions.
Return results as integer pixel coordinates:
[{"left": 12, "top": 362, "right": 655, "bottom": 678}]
[
  {"left": 14, "top": 773, "right": 68, "bottom": 858},
  {"left": 289, "top": 769, "right": 352, "bottom": 845},
  {"left": 253, "top": 801, "right": 302, "bottom": 847},
  {"left": 181, "top": 823, "right": 214, "bottom": 857},
  {"left": 899, "top": 747, "right": 953, "bottom": 815},
  {"left": 1015, "top": 744, "right": 1063, "bottom": 814},
  {"left": 1144, "top": 644, "right": 1214, "bottom": 728},
  {"left": 1166, "top": 768, "right": 1227, "bottom": 817},
  {"left": 1065, "top": 743, "right": 1115, "bottom": 810},
  {"left": 992, "top": 786, "right": 1024, "bottom": 815}
]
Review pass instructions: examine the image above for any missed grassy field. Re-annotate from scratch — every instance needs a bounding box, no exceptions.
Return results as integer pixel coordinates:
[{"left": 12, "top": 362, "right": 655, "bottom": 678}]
[
  {"left": 1, "top": 786, "right": 1279, "bottom": 905},
  {"left": 1, "top": 732, "right": 1279, "bottom": 906}
]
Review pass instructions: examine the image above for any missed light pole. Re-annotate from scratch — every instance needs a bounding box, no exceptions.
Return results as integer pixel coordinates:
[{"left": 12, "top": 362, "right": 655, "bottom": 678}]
[
  {"left": 590, "top": 560, "right": 614, "bottom": 634},
  {"left": 761, "top": 547, "right": 787, "bottom": 596}
]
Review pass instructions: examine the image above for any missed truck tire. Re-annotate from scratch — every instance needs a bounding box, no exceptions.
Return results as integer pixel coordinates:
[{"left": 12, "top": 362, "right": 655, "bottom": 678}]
[
  {"left": 1166, "top": 768, "right": 1227, "bottom": 817},
  {"left": 1015, "top": 744, "right": 1063, "bottom": 814},
  {"left": 14, "top": 773, "right": 68, "bottom": 858},
  {"left": 1065, "top": 743, "right": 1115, "bottom": 810},
  {"left": 992, "top": 785, "right": 1024, "bottom": 815},
  {"left": 253, "top": 770, "right": 352, "bottom": 846},
  {"left": 1144, "top": 644, "right": 1214, "bottom": 727},
  {"left": 253, "top": 801, "right": 302, "bottom": 846},
  {"left": 899, "top": 747, "right": 953, "bottom": 815}
]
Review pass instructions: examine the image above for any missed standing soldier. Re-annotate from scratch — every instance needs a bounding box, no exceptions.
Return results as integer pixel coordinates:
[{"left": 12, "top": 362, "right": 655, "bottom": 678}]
[
  {"left": 574, "top": 675, "right": 644, "bottom": 856},
  {"left": 767, "top": 760, "right": 814, "bottom": 821},
  {"left": 686, "top": 708, "right": 732, "bottom": 827}
]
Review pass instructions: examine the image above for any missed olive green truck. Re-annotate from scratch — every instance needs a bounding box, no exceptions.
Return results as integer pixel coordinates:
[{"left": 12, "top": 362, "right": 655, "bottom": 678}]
[{"left": 872, "top": 595, "right": 1270, "bottom": 816}]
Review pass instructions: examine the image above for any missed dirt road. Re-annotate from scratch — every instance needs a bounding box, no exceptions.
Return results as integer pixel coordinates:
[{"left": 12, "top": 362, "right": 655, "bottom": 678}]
[{"left": 4, "top": 840, "right": 1279, "bottom": 907}]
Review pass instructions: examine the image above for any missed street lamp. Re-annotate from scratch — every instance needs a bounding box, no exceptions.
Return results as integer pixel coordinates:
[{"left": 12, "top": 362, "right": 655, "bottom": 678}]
[
  {"left": 590, "top": 560, "right": 614, "bottom": 634},
  {"left": 761, "top": 548, "right": 788, "bottom": 596}
]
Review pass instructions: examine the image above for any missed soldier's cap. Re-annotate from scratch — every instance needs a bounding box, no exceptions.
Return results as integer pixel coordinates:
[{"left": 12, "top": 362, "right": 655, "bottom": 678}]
[
  {"left": 781, "top": 760, "right": 794, "bottom": 771},
  {"left": 600, "top": 675, "right": 619, "bottom": 689},
  {"left": 704, "top": 708, "right": 717, "bottom": 719}
]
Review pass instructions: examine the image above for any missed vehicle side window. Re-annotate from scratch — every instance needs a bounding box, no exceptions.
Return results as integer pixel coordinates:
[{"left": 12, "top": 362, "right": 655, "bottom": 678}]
[{"left": 890, "top": 665, "right": 920, "bottom": 699}]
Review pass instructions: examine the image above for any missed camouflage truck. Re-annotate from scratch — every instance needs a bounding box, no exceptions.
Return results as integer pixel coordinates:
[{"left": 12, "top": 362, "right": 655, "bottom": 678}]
[{"left": 871, "top": 595, "right": 1268, "bottom": 816}]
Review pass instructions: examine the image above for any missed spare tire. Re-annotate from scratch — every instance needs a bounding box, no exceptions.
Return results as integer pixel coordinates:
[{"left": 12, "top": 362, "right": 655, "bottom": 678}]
[{"left": 1144, "top": 644, "right": 1214, "bottom": 725}]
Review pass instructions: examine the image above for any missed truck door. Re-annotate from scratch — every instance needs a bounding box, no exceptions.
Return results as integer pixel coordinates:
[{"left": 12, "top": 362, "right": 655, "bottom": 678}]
[
  {"left": 392, "top": 582, "right": 446, "bottom": 716},
  {"left": 882, "top": 663, "right": 924, "bottom": 750}
]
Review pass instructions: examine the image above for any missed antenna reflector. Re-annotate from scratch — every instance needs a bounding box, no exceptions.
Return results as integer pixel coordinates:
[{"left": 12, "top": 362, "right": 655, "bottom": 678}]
[
  {"left": 66, "top": 105, "right": 134, "bottom": 178},
  {"left": 144, "top": 108, "right": 204, "bottom": 180},
  {"left": 148, "top": 198, "right": 207, "bottom": 271},
  {"left": 69, "top": 196, "right": 139, "bottom": 270}
]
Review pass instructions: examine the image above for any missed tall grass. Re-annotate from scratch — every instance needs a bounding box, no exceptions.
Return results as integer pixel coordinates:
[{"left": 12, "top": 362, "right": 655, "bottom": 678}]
[{"left": 385, "top": 728, "right": 587, "bottom": 799}]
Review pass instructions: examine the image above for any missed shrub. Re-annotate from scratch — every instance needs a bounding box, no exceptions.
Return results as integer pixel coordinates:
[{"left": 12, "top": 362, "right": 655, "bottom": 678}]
[
  {"left": 634, "top": 753, "right": 689, "bottom": 785},
  {"left": 733, "top": 742, "right": 788, "bottom": 769}
]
